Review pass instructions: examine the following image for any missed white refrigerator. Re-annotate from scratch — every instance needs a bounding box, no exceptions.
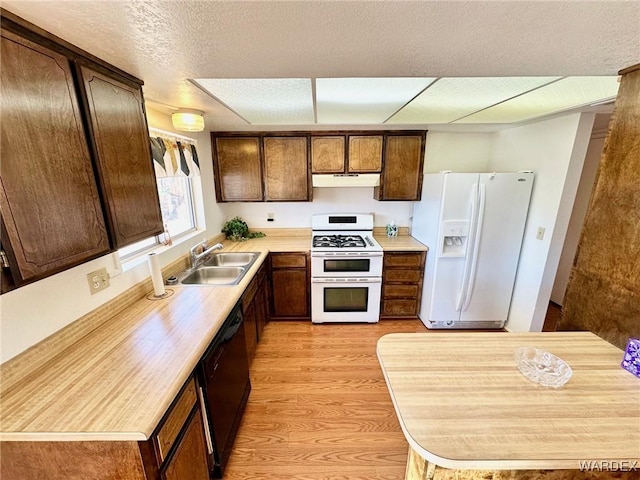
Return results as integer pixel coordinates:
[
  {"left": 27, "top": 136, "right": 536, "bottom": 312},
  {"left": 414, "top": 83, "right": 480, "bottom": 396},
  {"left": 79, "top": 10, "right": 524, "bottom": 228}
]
[{"left": 411, "top": 172, "right": 534, "bottom": 329}]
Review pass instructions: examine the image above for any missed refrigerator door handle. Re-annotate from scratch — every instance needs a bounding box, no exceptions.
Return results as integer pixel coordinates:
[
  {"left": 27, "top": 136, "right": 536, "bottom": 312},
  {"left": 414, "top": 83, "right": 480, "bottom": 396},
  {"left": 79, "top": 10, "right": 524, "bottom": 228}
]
[
  {"left": 456, "top": 183, "right": 479, "bottom": 311},
  {"left": 462, "top": 183, "right": 486, "bottom": 311}
]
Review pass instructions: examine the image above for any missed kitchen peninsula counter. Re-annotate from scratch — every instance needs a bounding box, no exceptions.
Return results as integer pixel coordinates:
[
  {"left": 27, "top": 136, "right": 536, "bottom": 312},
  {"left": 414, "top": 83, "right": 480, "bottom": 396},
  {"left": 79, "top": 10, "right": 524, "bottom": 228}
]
[{"left": 377, "top": 332, "right": 640, "bottom": 479}]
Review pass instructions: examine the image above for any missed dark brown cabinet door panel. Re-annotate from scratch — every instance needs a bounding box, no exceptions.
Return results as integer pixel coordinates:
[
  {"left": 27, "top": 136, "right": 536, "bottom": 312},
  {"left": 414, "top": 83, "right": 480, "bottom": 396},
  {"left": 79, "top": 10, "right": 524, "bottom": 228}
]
[
  {"left": 80, "top": 66, "right": 163, "bottom": 248},
  {"left": 214, "top": 137, "right": 263, "bottom": 202},
  {"left": 162, "top": 409, "right": 210, "bottom": 480},
  {"left": 377, "top": 134, "right": 425, "bottom": 200},
  {"left": 271, "top": 268, "right": 309, "bottom": 318},
  {"left": 0, "top": 30, "right": 109, "bottom": 283},
  {"left": 263, "top": 136, "right": 310, "bottom": 201}
]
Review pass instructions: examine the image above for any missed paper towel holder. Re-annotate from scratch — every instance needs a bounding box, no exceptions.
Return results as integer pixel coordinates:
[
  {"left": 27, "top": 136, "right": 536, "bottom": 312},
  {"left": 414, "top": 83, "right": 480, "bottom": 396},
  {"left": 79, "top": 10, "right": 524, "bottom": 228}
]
[{"left": 146, "top": 288, "right": 174, "bottom": 301}]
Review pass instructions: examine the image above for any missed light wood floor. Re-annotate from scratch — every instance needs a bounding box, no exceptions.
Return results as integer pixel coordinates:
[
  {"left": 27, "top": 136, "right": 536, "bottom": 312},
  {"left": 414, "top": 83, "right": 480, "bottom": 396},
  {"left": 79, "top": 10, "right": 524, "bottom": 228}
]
[{"left": 224, "top": 319, "right": 428, "bottom": 480}]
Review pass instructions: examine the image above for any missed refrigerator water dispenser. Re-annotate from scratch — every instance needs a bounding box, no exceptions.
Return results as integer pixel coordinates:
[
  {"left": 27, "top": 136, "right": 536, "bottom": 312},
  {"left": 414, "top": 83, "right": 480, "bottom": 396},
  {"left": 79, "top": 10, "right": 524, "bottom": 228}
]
[{"left": 441, "top": 221, "right": 469, "bottom": 256}]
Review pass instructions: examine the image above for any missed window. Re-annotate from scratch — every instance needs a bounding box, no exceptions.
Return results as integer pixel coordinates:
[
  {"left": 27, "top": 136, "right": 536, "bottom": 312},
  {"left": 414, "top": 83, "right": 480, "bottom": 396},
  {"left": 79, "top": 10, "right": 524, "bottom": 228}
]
[
  {"left": 157, "top": 176, "right": 196, "bottom": 238},
  {"left": 118, "top": 128, "right": 201, "bottom": 260}
]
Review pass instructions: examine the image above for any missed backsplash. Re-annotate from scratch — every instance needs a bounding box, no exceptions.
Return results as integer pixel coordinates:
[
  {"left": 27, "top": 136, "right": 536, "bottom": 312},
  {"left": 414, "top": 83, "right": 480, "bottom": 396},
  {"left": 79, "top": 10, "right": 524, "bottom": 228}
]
[{"left": 218, "top": 187, "right": 413, "bottom": 229}]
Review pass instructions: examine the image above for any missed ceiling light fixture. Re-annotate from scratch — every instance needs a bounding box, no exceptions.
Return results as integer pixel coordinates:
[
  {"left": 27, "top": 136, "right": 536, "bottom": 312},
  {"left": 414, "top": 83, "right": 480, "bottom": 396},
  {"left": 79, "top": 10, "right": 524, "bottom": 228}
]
[{"left": 171, "top": 109, "right": 205, "bottom": 132}]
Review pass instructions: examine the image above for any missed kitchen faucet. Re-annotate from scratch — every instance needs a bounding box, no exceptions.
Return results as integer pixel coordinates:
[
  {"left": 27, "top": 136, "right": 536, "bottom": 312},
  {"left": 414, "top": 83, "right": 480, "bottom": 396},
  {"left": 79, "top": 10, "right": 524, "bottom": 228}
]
[{"left": 189, "top": 240, "right": 223, "bottom": 269}]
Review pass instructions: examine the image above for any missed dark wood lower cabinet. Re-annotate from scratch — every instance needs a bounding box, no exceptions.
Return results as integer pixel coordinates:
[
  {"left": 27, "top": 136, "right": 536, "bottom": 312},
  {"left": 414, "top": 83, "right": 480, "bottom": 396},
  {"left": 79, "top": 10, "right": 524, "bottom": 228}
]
[
  {"left": 162, "top": 409, "right": 209, "bottom": 480},
  {"left": 269, "top": 253, "right": 310, "bottom": 320},
  {"left": 0, "top": 378, "right": 210, "bottom": 480},
  {"left": 242, "top": 262, "right": 269, "bottom": 362},
  {"left": 380, "top": 251, "right": 427, "bottom": 319}
]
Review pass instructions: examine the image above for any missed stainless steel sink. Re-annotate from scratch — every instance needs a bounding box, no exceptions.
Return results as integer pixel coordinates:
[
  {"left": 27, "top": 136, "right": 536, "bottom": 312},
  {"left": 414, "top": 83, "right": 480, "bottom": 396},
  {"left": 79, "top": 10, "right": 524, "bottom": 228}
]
[
  {"left": 179, "top": 266, "right": 246, "bottom": 286},
  {"left": 176, "top": 252, "right": 260, "bottom": 286},
  {"left": 203, "top": 252, "right": 258, "bottom": 267}
]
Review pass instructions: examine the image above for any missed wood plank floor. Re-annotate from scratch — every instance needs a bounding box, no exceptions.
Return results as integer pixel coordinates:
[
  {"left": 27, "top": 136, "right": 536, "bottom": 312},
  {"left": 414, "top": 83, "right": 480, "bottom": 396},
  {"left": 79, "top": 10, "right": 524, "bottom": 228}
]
[{"left": 224, "top": 320, "right": 428, "bottom": 480}]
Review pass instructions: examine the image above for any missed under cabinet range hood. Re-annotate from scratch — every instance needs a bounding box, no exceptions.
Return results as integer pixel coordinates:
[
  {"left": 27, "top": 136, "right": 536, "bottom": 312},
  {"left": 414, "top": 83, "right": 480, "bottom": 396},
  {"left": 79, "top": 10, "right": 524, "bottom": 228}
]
[{"left": 312, "top": 173, "right": 380, "bottom": 188}]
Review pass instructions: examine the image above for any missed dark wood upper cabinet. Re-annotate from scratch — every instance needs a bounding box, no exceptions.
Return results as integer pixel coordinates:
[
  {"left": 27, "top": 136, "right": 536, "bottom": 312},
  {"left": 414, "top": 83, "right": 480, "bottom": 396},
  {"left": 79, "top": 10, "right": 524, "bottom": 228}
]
[
  {"left": 0, "top": 10, "right": 164, "bottom": 291},
  {"left": 213, "top": 137, "right": 263, "bottom": 202},
  {"left": 311, "top": 136, "right": 345, "bottom": 173},
  {"left": 79, "top": 65, "right": 163, "bottom": 248},
  {"left": 375, "top": 133, "right": 426, "bottom": 201},
  {"left": 348, "top": 135, "right": 383, "bottom": 173},
  {"left": 263, "top": 136, "right": 310, "bottom": 201},
  {"left": 0, "top": 29, "right": 110, "bottom": 286}
]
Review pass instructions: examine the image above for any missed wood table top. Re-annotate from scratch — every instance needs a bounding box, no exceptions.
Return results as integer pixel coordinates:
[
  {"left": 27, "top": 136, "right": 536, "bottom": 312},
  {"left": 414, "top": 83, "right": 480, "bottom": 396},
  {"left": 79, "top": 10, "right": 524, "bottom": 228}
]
[{"left": 377, "top": 332, "right": 640, "bottom": 470}]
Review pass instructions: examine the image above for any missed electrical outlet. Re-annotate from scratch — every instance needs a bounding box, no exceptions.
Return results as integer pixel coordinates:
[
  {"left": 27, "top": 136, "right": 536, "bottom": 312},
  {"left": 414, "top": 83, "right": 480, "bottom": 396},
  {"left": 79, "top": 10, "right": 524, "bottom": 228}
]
[
  {"left": 536, "top": 227, "right": 546, "bottom": 240},
  {"left": 267, "top": 213, "right": 275, "bottom": 222},
  {"left": 87, "top": 267, "right": 110, "bottom": 294}
]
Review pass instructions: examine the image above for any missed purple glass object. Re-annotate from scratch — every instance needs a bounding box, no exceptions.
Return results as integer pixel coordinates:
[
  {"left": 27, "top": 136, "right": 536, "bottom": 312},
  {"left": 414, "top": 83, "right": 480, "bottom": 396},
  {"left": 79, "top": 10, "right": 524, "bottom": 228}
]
[{"left": 621, "top": 338, "right": 640, "bottom": 378}]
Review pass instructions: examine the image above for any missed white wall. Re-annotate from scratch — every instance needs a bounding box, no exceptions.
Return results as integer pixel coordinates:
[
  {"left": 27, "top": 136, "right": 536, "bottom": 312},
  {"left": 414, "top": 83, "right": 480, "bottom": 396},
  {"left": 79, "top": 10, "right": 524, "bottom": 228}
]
[
  {"left": 489, "top": 113, "right": 596, "bottom": 333},
  {"left": 0, "top": 109, "right": 225, "bottom": 363},
  {"left": 423, "top": 132, "right": 492, "bottom": 173},
  {"left": 219, "top": 188, "right": 413, "bottom": 229},
  {"left": 551, "top": 114, "right": 609, "bottom": 305}
]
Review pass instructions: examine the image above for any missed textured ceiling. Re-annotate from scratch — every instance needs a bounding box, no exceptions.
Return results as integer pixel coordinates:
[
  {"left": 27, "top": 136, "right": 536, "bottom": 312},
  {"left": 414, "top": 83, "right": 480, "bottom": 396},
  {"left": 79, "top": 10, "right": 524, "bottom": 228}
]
[{"left": 3, "top": 1, "right": 639, "bottom": 131}]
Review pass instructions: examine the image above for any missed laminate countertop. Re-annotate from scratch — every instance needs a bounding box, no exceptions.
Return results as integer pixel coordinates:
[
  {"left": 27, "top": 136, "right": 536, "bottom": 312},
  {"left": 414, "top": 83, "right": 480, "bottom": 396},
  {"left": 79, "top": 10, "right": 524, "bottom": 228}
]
[
  {"left": 0, "top": 234, "right": 425, "bottom": 441},
  {"left": 377, "top": 332, "right": 640, "bottom": 471}
]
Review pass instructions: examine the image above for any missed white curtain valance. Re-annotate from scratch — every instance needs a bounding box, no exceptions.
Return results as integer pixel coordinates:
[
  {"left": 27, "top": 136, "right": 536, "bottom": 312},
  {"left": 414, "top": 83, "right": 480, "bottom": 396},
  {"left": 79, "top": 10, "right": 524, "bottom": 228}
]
[{"left": 149, "top": 128, "right": 200, "bottom": 178}]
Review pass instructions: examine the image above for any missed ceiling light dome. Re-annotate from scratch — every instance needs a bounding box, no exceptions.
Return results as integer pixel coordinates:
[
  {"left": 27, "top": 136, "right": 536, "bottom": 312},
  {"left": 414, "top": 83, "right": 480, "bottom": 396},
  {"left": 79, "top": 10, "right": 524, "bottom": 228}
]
[{"left": 172, "top": 109, "right": 205, "bottom": 132}]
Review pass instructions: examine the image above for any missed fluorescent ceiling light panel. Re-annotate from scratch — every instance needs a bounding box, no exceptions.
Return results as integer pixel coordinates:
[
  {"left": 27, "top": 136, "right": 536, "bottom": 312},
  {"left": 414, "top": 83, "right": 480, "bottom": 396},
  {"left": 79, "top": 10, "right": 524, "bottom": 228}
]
[
  {"left": 193, "top": 78, "right": 314, "bottom": 124},
  {"left": 315, "top": 78, "right": 436, "bottom": 124},
  {"left": 387, "top": 77, "right": 560, "bottom": 124},
  {"left": 459, "top": 76, "right": 620, "bottom": 123}
]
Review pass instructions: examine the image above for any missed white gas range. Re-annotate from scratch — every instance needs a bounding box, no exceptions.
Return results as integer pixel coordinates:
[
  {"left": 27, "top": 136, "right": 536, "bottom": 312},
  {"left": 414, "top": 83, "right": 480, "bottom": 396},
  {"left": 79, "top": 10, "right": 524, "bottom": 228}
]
[{"left": 311, "top": 213, "right": 383, "bottom": 324}]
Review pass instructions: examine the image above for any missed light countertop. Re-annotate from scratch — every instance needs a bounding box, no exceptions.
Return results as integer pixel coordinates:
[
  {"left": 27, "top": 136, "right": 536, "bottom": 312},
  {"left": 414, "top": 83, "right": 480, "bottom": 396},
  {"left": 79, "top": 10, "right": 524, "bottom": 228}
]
[
  {"left": 377, "top": 332, "right": 639, "bottom": 470},
  {"left": 0, "top": 234, "right": 425, "bottom": 441}
]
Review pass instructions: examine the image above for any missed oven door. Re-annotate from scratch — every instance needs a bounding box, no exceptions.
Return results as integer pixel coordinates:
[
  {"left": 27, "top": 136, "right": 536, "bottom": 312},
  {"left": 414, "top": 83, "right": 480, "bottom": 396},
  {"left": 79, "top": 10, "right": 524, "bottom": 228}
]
[
  {"left": 311, "top": 252, "right": 383, "bottom": 277},
  {"left": 311, "top": 277, "right": 381, "bottom": 323}
]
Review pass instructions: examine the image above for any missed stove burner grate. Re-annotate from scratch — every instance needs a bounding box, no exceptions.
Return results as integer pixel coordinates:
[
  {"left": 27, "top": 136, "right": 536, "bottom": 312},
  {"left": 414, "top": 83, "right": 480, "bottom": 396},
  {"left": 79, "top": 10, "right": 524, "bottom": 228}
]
[{"left": 312, "top": 234, "right": 367, "bottom": 248}]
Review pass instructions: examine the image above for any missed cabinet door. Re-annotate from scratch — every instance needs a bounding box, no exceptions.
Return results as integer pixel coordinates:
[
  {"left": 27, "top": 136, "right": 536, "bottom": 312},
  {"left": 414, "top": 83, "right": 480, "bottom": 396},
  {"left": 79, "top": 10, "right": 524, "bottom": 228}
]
[
  {"left": 376, "top": 135, "right": 425, "bottom": 200},
  {"left": 271, "top": 269, "right": 309, "bottom": 318},
  {"left": 0, "top": 30, "right": 110, "bottom": 285},
  {"left": 243, "top": 300, "right": 258, "bottom": 361},
  {"left": 255, "top": 276, "right": 268, "bottom": 340},
  {"left": 79, "top": 66, "right": 163, "bottom": 248},
  {"left": 348, "top": 135, "right": 383, "bottom": 173},
  {"left": 162, "top": 409, "right": 210, "bottom": 480},
  {"left": 311, "top": 136, "right": 345, "bottom": 173},
  {"left": 214, "top": 137, "right": 263, "bottom": 202},
  {"left": 263, "top": 136, "right": 310, "bottom": 201}
]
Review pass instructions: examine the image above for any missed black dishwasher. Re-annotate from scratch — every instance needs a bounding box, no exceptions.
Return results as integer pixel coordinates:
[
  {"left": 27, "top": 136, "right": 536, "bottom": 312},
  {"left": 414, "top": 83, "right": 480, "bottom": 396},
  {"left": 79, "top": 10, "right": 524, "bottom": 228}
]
[{"left": 200, "top": 302, "right": 251, "bottom": 478}]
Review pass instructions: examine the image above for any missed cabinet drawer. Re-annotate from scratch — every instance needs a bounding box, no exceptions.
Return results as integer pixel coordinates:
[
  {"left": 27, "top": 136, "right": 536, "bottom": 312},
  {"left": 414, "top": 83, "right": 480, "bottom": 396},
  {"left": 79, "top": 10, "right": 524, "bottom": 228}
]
[
  {"left": 384, "top": 253, "right": 424, "bottom": 268},
  {"left": 155, "top": 378, "right": 198, "bottom": 463},
  {"left": 383, "top": 284, "right": 420, "bottom": 299},
  {"left": 271, "top": 253, "right": 307, "bottom": 269},
  {"left": 385, "top": 269, "right": 422, "bottom": 283},
  {"left": 382, "top": 299, "right": 419, "bottom": 317}
]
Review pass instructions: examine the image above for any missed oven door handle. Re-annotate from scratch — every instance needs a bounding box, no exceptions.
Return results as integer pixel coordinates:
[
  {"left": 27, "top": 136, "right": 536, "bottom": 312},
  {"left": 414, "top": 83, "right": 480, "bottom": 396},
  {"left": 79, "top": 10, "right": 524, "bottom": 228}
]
[
  {"left": 311, "top": 277, "right": 381, "bottom": 283},
  {"left": 311, "top": 251, "right": 383, "bottom": 257}
]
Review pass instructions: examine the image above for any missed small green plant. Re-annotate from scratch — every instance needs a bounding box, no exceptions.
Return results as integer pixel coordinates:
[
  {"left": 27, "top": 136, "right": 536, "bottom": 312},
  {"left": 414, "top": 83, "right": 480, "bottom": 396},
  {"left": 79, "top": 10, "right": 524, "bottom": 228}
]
[{"left": 221, "top": 216, "right": 266, "bottom": 242}]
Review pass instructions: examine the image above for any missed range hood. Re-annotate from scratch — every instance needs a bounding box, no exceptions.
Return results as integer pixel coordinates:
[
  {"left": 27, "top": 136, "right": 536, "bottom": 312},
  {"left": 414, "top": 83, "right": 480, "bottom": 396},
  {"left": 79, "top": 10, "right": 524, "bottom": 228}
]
[{"left": 312, "top": 173, "right": 380, "bottom": 188}]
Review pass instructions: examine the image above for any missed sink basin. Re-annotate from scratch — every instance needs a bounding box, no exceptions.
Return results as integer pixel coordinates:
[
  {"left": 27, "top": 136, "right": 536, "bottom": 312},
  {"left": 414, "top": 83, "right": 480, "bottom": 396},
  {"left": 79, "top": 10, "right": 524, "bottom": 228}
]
[
  {"left": 176, "top": 252, "right": 261, "bottom": 286},
  {"left": 179, "top": 266, "right": 246, "bottom": 286},
  {"left": 204, "top": 252, "right": 258, "bottom": 267}
]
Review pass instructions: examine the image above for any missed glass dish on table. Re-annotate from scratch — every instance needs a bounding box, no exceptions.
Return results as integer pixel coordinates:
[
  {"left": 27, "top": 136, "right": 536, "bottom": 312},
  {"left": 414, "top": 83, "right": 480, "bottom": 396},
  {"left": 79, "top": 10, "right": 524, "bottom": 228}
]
[{"left": 515, "top": 346, "right": 572, "bottom": 388}]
